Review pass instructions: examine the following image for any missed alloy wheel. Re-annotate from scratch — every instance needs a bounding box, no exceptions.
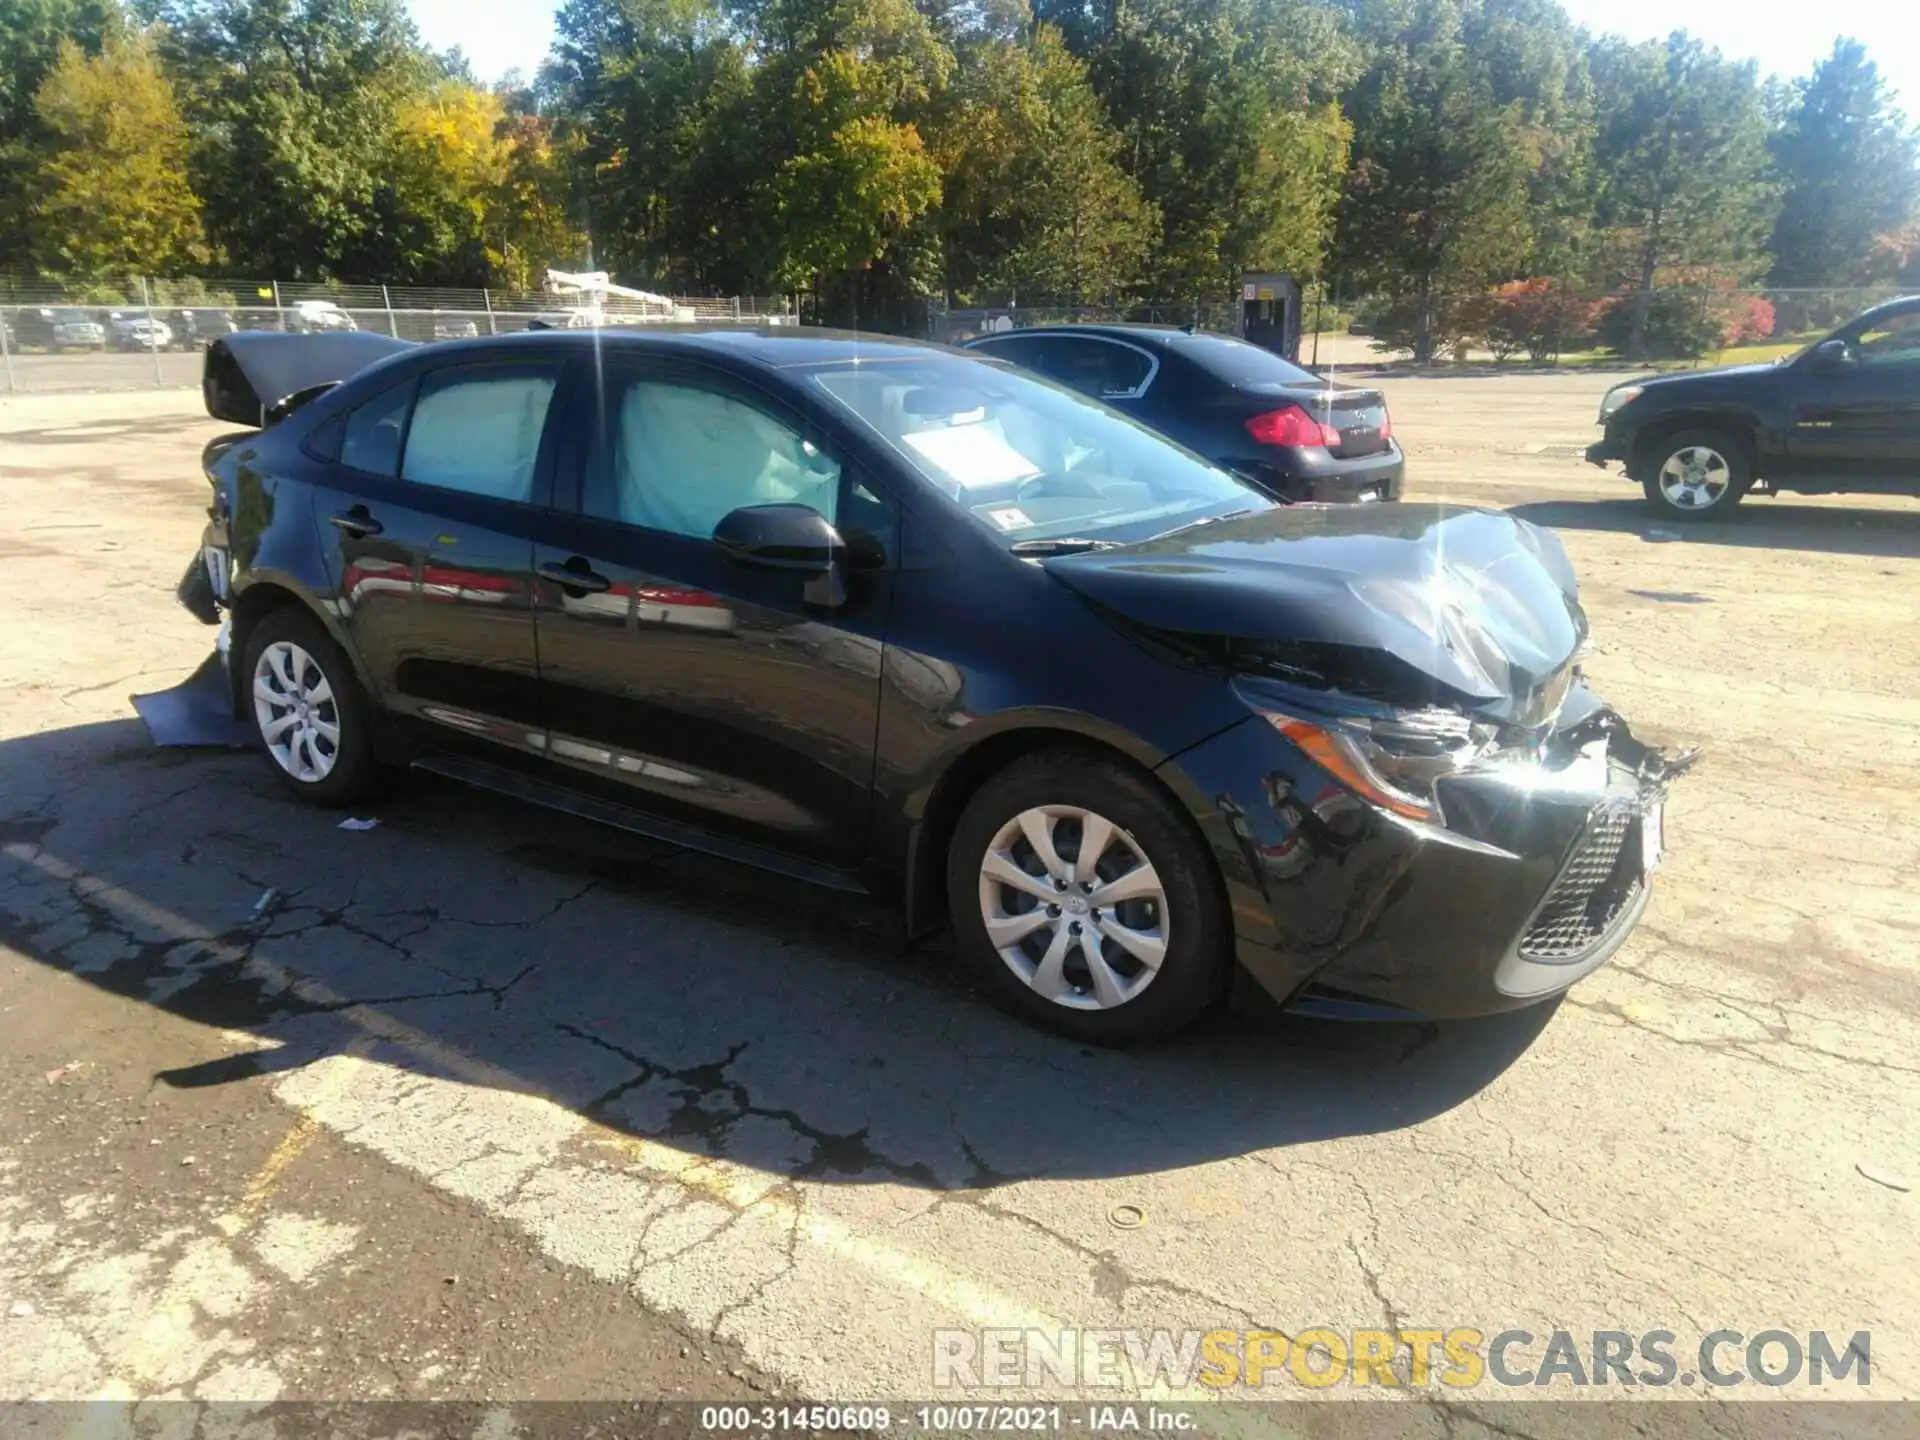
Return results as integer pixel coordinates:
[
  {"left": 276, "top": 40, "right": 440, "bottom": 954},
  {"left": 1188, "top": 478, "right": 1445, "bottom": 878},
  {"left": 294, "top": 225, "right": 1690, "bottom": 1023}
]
[
  {"left": 1657, "top": 446, "right": 1731, "bottom": 510},
  {"left": 976, "top": 805, "right": 1168, "bottom": 1011},
  {"left": 252, "top": 641, "right": 342, "bottom": 783}
]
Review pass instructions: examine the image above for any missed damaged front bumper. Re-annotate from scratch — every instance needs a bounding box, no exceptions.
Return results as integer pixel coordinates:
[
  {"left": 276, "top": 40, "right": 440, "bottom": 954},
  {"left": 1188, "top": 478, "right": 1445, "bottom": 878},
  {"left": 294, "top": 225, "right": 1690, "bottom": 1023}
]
[{"left": 1176, "top": 687, "right": 1699, "bottom": 1020}]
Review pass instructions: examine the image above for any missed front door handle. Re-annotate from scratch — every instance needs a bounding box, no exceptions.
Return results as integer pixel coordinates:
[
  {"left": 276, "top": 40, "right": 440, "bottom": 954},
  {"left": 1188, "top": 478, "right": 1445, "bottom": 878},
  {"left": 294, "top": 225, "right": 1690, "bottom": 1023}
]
[
  {"left": 329, "top": 507, "right": 383, "bottom": 539},
  {"left": 539, "top": 558, "right": 613, "bottom": 594}
]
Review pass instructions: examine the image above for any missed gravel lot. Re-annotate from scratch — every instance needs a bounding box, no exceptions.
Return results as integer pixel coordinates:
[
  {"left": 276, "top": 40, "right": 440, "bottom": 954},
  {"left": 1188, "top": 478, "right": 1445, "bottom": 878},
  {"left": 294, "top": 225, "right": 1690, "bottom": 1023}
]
[{"left": 2, "top": 375, "right": 1916, "bottom": 1432}]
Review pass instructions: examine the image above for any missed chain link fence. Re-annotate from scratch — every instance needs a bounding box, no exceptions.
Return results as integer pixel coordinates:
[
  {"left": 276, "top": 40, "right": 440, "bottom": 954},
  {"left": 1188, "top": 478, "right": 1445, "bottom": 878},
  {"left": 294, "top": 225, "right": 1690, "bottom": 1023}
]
[
  {"left": 5, "top": 273, "right": 1907, "bottom": 394},
  {"left": 0, "top": 275, "right": 797, "bottom": 394},
  {"left": 933, "top": 284, "right": 1908, "bottom": 370}
]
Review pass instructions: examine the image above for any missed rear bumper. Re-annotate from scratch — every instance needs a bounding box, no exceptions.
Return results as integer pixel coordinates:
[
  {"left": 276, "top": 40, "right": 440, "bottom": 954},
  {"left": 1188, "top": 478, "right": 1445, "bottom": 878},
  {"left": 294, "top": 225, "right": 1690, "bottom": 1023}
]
[
  {"left": 1170, "top": 689, "right": 1696, "bottom": 1020},
  {"left": 1244, "top": 443, "right": 1405, "bottom": 504}
]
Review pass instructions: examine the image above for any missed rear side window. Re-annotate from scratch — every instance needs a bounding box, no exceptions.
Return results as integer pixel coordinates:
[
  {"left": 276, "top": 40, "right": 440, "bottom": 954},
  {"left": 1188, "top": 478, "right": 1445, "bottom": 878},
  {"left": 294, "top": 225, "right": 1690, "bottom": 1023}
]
[
  {"left": 401, "top": 365, "right": 559, "bottom": 503},
  {"left": 1164, "top": 332, "right": 1319, "bottom": 387},
  {"left": 340, "top": 382, "right": 413, "bottom": 477}
]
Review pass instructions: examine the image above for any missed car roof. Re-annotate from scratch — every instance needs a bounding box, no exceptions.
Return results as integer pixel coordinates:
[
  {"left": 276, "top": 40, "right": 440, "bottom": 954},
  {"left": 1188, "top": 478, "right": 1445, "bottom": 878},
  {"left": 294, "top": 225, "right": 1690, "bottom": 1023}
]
[
  {"left": 423, "top": 326, "right": 974, "bottom": 371},
  {"left": 970, "top": 323, "right": 1191, "bottom": 348}
]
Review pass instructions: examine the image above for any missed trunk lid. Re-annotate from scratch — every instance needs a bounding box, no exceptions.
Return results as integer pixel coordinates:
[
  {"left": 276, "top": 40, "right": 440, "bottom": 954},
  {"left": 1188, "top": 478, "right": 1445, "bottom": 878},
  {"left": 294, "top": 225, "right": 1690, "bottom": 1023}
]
[
  {"left": 1239, "top": 381, "right": 1391, "bottom": 457},
  {"left": 203, "top": 331, "right": 413, "bottom": 427},
  {"left": 1041, "top": 504, "right": 1586, "bottom": 725}
]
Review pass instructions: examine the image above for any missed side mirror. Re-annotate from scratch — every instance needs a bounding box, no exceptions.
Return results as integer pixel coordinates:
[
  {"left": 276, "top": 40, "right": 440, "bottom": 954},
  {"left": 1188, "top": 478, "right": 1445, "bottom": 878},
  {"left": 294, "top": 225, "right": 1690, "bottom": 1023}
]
[
  {"left": 1809, "top": 338, "right": 1856, "bottom": 372},
  {"left": 712, "top": 503, "right": 843, "bottom": 576}
]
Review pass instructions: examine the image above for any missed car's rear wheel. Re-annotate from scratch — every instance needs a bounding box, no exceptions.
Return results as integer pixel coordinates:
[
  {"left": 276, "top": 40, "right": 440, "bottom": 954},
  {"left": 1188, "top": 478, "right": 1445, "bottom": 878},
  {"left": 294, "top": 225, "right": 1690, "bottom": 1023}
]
[
  {"left": 1641, "top": 428, "right": 1749, "bottom": 519},
  {"left": 243, "top": 608, "right": 381, "bottom": 807},
  {"left": 946, "top": 750, "right": 1229, "bottom": 1044}
]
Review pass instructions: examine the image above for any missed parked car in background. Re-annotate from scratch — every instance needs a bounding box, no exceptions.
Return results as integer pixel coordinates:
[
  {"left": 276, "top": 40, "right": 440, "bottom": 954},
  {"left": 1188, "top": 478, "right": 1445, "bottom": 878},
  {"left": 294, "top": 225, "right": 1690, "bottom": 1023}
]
[
  {"left": 178, "top": 327, "right": 1693, "bottom": 1044},
  {"left": 285, "top": 300, "right": 358, "bottom": 333},
  {"left": 174, "top": 309, "right": 240, "bottom": 348},
  {"left": 45, "top": 308, "right": 107, "bottom": 351},
  {"left": 108, "top": 313, "right": 175, "bottom": 351},
  {"left": 432, "top": 316, "right": 481, "bottom": 340},
  {"left": 965, "top": 324, "right": 1403, "bottom": 504},
  {"left": 1587, "top": 294, "right": 1920, "bottom": 519}
]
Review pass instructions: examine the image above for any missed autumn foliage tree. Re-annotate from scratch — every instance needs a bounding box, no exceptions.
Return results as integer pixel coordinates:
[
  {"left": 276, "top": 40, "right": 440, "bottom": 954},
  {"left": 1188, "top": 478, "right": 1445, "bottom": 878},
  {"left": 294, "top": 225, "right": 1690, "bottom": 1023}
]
[{"left": 30, "top": 29, "right": 202, "bottom": 276}]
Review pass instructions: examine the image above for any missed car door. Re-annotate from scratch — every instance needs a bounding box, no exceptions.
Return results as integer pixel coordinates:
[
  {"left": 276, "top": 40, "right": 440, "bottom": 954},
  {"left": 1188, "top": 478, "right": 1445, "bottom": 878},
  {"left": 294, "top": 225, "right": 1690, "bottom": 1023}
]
[
  {"left": 303, "top": 358, "right": 561, "bottom": 759},
  {"left": 531, "top": 357, "right": 895, "bottom": 870},
  {"left": 1790, "top": 305, "right": 1920, "bottom": 478}
]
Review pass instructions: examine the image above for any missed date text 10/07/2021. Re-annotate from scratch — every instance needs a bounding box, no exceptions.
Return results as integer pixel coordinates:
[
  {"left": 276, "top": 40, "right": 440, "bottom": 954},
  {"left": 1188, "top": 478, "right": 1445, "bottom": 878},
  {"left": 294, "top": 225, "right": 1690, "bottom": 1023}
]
[{"left": 699, "top": 1405, "right": 1197, "bottom": 1432}]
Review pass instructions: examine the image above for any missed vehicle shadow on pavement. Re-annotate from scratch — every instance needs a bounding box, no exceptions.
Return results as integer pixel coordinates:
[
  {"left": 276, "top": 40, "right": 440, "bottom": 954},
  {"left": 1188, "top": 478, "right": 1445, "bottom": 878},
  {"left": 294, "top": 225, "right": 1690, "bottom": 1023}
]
[
  {"left": 0, "top": 718, "right": 1558, "bottom": 1191},
  {"left": 1510, "top": 497, "right": 1920, "bottom": 559}
]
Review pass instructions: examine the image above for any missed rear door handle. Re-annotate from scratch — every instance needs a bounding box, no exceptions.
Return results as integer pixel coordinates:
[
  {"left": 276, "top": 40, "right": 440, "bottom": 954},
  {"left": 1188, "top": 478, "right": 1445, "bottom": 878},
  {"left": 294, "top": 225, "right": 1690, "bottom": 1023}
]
[
  {"left": 539, "top": 558, "right": 613, "bottom": 594},
  {"left": 329, "top": 507, "right": 383, "bottom": 539}
]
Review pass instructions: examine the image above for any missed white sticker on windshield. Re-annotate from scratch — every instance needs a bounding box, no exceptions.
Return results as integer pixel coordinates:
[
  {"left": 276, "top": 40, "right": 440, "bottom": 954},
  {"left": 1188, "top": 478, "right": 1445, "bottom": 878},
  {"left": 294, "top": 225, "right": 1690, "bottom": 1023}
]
[
  {"left": 902, "top": 422, "right": 1041, "bottom": 488},
  {"left": 986, "top": 507, "right": 1034, "bottom": 531}
]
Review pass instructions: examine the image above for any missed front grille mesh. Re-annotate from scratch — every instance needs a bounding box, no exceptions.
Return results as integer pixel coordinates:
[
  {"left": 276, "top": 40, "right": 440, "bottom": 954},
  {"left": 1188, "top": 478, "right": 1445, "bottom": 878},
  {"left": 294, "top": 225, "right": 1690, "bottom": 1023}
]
[{"left": 1518, "top": 804, "right": 1643, "bottom": 962}]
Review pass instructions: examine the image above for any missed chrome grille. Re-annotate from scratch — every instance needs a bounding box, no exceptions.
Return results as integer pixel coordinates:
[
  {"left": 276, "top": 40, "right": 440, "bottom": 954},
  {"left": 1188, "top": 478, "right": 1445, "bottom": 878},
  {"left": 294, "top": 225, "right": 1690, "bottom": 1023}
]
[{"left": 1518, "top": 803, "right": 1644, "bottom": 962}]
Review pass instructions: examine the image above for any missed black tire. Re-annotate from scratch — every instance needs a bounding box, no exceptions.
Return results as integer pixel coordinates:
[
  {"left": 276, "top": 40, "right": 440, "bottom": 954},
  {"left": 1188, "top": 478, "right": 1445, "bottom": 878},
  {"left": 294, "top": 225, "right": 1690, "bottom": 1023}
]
[
  {"left": 1639, "top": 427, "right": 1750, "bottom": 520},
  {"left": 241, "top": 607, "right": 382, "bottom": 807},
  {"left": 946, "top": 749, "right": 1230, "bottom": 1045}
]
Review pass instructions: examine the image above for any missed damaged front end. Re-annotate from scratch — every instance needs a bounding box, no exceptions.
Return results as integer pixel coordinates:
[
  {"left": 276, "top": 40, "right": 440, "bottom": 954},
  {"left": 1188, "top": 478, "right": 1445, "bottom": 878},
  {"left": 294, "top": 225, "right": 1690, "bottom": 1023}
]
[{"left": 1045, "top": 504, "right": 1700, "bottom": 1017}]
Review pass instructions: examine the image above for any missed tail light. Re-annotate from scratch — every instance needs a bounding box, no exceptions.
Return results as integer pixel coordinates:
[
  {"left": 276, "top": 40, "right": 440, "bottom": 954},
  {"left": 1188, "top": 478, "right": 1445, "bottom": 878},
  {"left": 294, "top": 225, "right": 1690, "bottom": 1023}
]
[
  {"left": 1379, "top": 411, "right": 1393, "bottom": 441},
  {"left": 1245, "top": 405, "right": 1340, "bottom": 448}
]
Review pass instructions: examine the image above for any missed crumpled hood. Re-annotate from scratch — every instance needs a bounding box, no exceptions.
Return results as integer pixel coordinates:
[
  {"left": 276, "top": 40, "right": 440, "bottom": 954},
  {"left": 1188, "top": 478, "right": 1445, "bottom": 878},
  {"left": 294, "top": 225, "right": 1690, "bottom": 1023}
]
[{"left": 1042, "top": 505, "right": 1587, "bottom": 719}]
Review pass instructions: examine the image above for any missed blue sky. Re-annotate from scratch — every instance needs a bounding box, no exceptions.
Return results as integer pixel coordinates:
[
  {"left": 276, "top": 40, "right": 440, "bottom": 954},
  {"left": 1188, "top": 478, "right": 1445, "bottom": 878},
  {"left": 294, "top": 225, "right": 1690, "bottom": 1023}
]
[{"left": 406, "top": 0, "right": 1917, "bottom": 110}]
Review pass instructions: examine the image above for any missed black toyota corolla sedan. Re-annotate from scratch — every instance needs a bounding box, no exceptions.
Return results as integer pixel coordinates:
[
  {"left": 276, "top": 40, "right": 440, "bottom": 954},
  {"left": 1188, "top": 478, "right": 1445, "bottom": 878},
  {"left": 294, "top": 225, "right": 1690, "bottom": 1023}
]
[
  {"left": 964, "top": 324, "right": 1404, "bottom": 504},
  {"left": 179, "top": 327, "right": 1693, "bottom": 1044}
]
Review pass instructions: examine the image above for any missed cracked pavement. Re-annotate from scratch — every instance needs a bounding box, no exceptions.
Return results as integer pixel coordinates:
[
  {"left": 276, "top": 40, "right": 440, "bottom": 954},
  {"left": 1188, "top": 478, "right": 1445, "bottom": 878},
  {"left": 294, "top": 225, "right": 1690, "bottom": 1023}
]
[{"left": 1, "top": 382, "right": 1916, "bottom": 1427}]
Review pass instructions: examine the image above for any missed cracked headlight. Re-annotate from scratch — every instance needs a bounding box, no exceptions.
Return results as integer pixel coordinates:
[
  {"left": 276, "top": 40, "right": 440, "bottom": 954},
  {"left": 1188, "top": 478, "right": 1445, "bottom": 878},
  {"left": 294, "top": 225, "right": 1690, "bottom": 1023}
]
[
  {"left": 1254, "top": 702, "right": 1500, "bottom": 823},
  {"left": 1598, "top": 385, "right": 1643, "bottom": 422}
]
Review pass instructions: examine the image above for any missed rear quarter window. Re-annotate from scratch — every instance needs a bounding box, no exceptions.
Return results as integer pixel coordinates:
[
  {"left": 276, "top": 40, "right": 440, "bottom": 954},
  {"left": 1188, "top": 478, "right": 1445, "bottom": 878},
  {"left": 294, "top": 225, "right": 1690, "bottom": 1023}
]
[{"left": 1165, "top": 333, "right": 1319, "bottom": 388}]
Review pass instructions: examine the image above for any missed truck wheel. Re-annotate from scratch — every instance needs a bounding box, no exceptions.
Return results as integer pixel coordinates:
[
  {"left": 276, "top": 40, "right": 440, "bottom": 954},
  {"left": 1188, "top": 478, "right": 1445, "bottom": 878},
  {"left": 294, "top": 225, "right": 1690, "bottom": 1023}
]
[{"left": 1641, "top": 428, "right": 1749, "bottom": 519}]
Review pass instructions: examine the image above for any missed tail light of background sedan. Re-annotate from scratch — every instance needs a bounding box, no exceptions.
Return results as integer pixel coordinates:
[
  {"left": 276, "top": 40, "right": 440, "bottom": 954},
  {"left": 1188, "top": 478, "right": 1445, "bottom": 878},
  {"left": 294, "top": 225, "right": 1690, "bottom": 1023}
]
[{"left": 1244, "top": 404, "right": 1393, "bottom": 449}]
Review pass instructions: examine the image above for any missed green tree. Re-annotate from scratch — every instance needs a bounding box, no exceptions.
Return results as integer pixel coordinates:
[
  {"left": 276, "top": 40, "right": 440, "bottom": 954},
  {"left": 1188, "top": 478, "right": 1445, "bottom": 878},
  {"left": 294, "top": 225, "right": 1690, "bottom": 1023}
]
[
  {"left": 1590, "top": 32, "right": 1776, "bottom": 360},
  {"left": 1769, "top": 39, "right": 1920, "bottom": 291},
  {"left": 0, "top": 0, "right": 119, "bottom": 268},
  {"left": 1333, "top": 0, "right": 1534, "bottom": 360},
  {"left": 1459, "top": 0, "right": 1596, "bottom": 281},
  {"left": 1088, "top": 0, "right": 1357, "bottom": 301},
  {"left": 934, "top": 24, "right": 1152, "bottom": 304},
  {"left": 30, "top": 30, "right": 202, "bottom": 276},
  {"left": 147, "top": 0, "right": 435, "bottom": 279}
]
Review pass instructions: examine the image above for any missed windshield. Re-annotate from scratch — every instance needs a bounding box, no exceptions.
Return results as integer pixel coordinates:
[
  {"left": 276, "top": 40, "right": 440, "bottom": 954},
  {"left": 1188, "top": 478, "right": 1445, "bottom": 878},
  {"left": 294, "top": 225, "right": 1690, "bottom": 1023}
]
[
  {"left": 807, "top": 356, "right": 1270, "bottom": 544},
  {"left": 1162, "top": 331, "right": 1321, "bottom": 388}
]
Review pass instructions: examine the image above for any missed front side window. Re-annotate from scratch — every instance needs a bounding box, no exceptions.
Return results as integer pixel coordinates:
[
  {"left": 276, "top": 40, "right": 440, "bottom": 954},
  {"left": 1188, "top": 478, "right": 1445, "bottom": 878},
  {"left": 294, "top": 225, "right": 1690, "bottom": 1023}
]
[
  {"left": 1854, "top": 310, "right": 1920, "bottom": 368},
  {"left": 401, "top": 366, "right": 558, "bottom": 502},
  {"left": 340, "top": 381, "right": 413, "bottom": 477},
  {"left": 586, "top": 377, "right": 841, "bottom": 540},
  {"left": 809, "top": 356, "right": 1269, "bottom": 545}
]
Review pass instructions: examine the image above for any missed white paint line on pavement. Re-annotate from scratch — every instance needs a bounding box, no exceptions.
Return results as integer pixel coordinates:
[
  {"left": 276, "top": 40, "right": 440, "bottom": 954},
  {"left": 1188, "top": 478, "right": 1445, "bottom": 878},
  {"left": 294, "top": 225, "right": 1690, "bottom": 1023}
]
[{"left": 0, "top": 841, "right": 1100, "bottom": 1391}]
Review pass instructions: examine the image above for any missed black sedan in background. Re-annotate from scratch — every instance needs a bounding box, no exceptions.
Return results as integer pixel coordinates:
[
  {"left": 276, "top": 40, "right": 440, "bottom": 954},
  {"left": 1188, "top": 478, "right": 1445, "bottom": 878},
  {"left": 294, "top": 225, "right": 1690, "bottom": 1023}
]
[
  {"left": 180, "top": 327, "right": 1689, "bottom": 1043},
  {"left": 965, "top": 324, "right": 1403, "bottom": 503}
]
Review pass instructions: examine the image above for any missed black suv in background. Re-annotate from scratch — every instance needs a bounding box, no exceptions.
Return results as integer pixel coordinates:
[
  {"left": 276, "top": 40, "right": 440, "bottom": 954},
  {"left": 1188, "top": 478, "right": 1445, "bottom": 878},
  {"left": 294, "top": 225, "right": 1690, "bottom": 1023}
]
[
  {"left": 965, "top": 325, "right": 1403, "bottom": 504},
  {"left": 1587, "top": 295, "right": 1920, "bottom": 518}
]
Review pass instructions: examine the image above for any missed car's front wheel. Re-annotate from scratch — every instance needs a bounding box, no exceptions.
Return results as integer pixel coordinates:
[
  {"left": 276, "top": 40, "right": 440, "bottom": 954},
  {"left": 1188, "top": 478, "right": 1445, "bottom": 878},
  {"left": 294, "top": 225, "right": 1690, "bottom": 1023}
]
[
  {"left": 243, "top": 608, "right": 381, "bottom": 807},
  {"left": 946, "top": 750, "right": 1229, "bottom": 1044},
  {"left": 1641, "top": 428, "right": 1749, "bottom": 519}
]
